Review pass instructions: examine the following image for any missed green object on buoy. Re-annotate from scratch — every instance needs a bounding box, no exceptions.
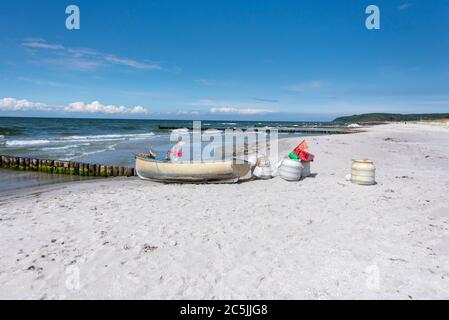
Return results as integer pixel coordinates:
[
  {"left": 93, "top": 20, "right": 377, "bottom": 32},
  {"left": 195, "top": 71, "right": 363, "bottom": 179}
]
[{"left": 289, "top": 152, "right": 300, "bottom": 160}]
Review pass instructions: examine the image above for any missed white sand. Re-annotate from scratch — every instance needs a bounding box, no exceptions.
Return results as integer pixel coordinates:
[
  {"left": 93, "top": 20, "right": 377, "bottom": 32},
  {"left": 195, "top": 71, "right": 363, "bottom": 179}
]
[{"left": 0, "top": 123, "right": 448, "bottom": 299}]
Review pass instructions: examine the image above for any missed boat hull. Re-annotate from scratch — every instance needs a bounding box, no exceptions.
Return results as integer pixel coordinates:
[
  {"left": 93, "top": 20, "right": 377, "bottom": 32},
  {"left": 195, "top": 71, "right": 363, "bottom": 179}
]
[{"left": 135, "top": 157, "right": 251, "bottom": 183}]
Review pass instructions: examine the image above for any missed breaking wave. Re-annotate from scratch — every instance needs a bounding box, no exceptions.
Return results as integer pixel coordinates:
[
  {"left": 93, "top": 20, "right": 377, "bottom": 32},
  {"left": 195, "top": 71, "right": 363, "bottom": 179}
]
[
  {"left": 41, "top": 143, "right": 91, "bottom": 151},
  {"left": 4, "top": 132, "right": 155, "bottom": 147},
  {"left": 62, "top": 132, "right": 155, "bottom": 141},
  {"left": 6, "top": 139, "right": 51, "bottom": 146},
  {"left": 61, "top": 144, "right": 117, "bottom": 161}
]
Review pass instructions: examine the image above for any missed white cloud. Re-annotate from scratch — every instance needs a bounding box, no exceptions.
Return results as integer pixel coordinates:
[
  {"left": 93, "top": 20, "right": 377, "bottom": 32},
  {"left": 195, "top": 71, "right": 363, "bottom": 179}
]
[
  {"left": 174, "top": 110, "right": 200, "bottom": 115},
  {"left": 64, "top": 101, "right": 149, "bottom": 114},
  {"left": 0, "top": 98, "right": 49, "bottom": 111},
  {"left": 22, "top": 38, "right": 161, "bottom": 71},
  {"left": 253, "top": 98, "right": 279, "bottom": 103},
  {"left": 0, "top": 97, "right": 149, "bottom": 115},
  {"left": 399, "top": 3, "right": 413, "bottom": 10},
  {"left": 189, "top": 99, "right": 275, "bottom": 115},
  {"left": 130, "top": 106, "right": 148, "bottom": 113},
  {"left": 104, "top": 55, "right": 161, "bottom": 70},
  {"left": 210, "top": 107, "right": 273, "bottom": 115},
  {"left": 39, "top": 57, "right": 104, "bottom": 71},
  {"left": 286, "top": 80, "right": 327, "bottom": 93},
  {"left": 23, "top": 38, "right": 65, "bottom": 50}
]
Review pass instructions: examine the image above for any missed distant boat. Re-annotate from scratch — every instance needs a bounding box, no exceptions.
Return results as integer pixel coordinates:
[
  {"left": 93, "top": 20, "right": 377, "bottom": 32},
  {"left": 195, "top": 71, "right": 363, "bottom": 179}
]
[{"left": 135, "top": 155, "right": 251, "bottom": 183}]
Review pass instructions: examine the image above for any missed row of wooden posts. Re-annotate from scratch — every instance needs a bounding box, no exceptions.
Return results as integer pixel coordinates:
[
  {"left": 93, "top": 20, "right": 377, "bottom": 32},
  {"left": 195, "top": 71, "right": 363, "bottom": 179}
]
[
  {"left": 0, "top": 155, "right": 135, "bottom": 177},
  {"left": 158, "top": 125, "right": 354, "bottom": 135}
]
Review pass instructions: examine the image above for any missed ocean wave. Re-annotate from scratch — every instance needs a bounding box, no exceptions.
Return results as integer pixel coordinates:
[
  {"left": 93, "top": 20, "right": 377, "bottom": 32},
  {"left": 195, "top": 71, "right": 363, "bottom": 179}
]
[
  {"left": 202, "top": 129, "right": 223, "bottom": 135},
  {"left": 171, "top": 128, "right": 190, "bottom": 134},
  {"left": 6, "top": 139, "right": 51, "bottom": 146},
  {"left": 62, "top": 132, "right": 155, "bottom": 141},
  {"left": 61, "top": 144, "right": 117, "bottom": 161},
  {"left": 4, "top": 132, "right": 155, "bottom": 147},
  {"left": 41, "top": 143, "right": 91, "bottom": 151},
  {"left": 0, "top": 128, "right": 22, "bottom": 136}
]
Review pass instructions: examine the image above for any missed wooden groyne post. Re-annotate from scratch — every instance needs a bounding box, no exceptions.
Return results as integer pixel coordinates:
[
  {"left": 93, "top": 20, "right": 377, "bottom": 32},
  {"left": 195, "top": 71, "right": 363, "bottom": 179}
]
[
  {"left": 158, "top": 125, "right": 355, "bottom": 135},
  {"left": 0, "top": 155, "right": 135, "bottom": 178}
]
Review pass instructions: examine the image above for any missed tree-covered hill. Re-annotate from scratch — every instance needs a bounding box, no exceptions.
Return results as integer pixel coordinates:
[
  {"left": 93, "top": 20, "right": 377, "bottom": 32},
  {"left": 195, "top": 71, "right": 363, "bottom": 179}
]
[{"left": 333, "top": 113, "right": 449, "bottom": 123}]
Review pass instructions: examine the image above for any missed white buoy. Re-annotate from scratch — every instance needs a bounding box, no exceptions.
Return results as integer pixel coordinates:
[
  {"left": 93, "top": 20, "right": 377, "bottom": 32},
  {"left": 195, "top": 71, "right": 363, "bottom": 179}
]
[{"left": 279, "top": 158, "right": 303, "bottom": 181}]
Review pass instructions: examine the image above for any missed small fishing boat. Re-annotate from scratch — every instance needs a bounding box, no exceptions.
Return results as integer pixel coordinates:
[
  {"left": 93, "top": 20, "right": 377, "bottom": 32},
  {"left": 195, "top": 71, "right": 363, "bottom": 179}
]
[{"left": 135, "top": 155, "right": 251, "bottom": 183}]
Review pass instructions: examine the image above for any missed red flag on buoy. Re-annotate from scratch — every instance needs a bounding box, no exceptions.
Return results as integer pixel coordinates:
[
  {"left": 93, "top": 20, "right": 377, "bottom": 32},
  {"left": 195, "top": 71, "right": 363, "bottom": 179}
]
[
  {"left": 298, "top": 149, "right": 314, "bottom": 162},
  {"left": 293, "top": 140, "right": 309, "bottom": 155},
  {"left": 291, "top": 140, "right": 315, "bottom": 161}
]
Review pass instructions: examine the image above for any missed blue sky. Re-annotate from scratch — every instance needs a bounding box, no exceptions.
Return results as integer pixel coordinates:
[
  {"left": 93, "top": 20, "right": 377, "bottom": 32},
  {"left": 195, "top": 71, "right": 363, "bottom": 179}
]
[{"left": 0, "top": 0, "right": 448, "bottom": 120}]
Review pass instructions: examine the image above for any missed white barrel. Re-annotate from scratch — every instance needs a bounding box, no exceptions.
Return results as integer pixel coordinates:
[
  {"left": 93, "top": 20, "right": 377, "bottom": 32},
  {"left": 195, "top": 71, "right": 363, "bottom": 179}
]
[
  {"left": 279, "top": 158, "right": 303, "bottom": 181},
  {"left": 301, "top": 161, "right": 311, "bottom": 177},
  {"left": 351, "top": 159, "right": 376, "bottom": 185}
]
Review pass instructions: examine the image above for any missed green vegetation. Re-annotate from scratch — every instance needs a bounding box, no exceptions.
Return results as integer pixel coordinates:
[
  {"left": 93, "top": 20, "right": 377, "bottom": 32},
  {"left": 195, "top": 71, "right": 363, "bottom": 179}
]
[{"left": 333, "top": 113, "right": 449, "bottom": 123}]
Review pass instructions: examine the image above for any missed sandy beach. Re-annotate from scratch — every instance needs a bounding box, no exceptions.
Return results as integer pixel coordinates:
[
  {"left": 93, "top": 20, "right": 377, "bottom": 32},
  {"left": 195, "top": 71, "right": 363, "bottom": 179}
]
[{"left": 0, "top": 122, "right": 448, "bottom": 299}]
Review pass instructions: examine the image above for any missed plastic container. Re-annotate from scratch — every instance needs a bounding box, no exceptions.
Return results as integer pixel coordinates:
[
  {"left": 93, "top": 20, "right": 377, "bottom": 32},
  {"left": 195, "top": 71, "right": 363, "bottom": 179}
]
[
  {"left": 279, "top": 158, "right": 303, "bottom": 181},
  {"left": 351, "top": 159, "right": 376, "bottom": 185},
  {"left": 301, "top": 161, "right": 311, "bottom": 177}
]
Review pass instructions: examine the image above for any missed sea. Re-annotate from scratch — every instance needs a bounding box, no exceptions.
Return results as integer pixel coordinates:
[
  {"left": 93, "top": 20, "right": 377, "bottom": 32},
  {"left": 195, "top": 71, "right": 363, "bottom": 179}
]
[
  {"left": 0, "top": 117, "right": 341, "bottom": 165},
  {"left": 0, "top": 117, "right": 340, "bottom": 192}
]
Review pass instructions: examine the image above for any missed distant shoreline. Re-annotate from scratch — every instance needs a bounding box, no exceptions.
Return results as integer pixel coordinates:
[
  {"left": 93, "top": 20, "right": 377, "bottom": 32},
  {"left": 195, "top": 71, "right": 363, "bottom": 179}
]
[{"left": 333, "top": 113, "right": 449, "bottom": 123}]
